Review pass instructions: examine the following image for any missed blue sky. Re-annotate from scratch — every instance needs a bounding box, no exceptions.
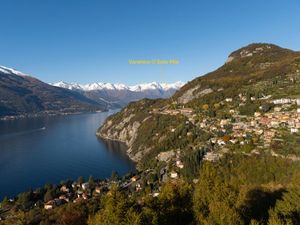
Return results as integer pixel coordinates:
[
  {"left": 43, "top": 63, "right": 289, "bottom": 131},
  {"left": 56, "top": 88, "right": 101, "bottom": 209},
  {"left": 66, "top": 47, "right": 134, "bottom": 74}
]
[{"left": 0, "top": 0, "right": 300, "bottom": 84}]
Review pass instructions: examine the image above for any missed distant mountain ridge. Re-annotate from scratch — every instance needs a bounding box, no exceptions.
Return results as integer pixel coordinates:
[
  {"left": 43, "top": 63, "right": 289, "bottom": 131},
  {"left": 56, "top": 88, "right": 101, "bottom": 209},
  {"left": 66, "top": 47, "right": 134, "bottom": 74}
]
[
  {"left": 0, "top": 65, "right": 184, "bottom": 118},
  {"left": 0, "top": 65, "right": 105, "bottom": 118},
  {"left": 51, "top": 81, "right": 184, "bottom": 92},
  {"left": 51, "top": 81, "right": 185, "bottom": 107}
]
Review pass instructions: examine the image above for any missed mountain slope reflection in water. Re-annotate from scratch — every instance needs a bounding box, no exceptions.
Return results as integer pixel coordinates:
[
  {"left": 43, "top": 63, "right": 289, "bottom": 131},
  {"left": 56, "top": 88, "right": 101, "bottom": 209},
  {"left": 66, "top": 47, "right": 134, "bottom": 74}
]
[{"left": 0, "top": 111, "right": 135, "bottom": 199}]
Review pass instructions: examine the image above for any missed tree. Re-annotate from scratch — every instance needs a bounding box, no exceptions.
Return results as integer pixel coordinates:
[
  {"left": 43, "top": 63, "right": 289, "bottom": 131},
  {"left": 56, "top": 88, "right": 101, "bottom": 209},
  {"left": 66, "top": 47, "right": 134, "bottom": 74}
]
[
  {"left": 193, "top": 161, "right": 242, "bottom": 225},
  {"left": 158, "top": 181, "right": 193, "bottom": 225},
  {"left": 268, "top": 184, "right": 300, "bottom": 225},
  {"left": 17, "top": 191, "right": 34, "bottom": 210},
  {"left": 111, "top": 171, "right": 119, "bottom": 181},
  {"left": 88, "top": 175, "right": 96, "bottom": 189},
  {"left": 78, "top": 176, "right": 84, "bottom": 184},
  {"left": 88, "top": 185, "right": 137, "bottom": 225},
  {"left": 1, "top": 196, "right": 9, "bottom": 208},
  {"left": 44, "top": 190, "right": 54, "bottom": 203}
]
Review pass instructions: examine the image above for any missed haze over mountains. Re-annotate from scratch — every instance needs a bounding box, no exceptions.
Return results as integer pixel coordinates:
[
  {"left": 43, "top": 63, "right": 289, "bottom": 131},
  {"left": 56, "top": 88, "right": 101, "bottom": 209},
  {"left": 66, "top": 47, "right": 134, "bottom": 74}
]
[{"left": 52, "top": 81, "right": 184, "bottom": 107}]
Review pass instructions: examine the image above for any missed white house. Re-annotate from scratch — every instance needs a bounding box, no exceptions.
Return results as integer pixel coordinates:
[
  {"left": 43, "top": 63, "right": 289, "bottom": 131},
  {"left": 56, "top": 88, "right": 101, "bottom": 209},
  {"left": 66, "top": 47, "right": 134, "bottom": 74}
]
[
  {"left": 170, "top": 172, "right": 178, "bottom": 179},
  {"left": 291, "top": 128, "right": 299, "bottom": 133},
  {"left": 81, "top": 182, "right": 90, "bottom": 191}
]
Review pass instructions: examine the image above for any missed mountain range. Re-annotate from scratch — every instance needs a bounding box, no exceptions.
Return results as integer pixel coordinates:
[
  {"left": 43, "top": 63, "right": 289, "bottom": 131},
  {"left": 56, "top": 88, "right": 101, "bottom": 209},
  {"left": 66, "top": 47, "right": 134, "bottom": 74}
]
[
  {"left": 0, "top": 65, "right": 184, "bottom": 118},
  {"left": 51, "top": 81, "right": 184, "bottom": 107}
]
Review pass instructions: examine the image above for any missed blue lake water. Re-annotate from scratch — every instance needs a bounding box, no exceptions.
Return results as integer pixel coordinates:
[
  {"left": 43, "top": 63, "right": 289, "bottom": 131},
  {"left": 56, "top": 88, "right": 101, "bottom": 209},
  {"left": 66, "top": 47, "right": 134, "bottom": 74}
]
[{"left": 0, "top": 111, "right": 135, "bottom": 199}]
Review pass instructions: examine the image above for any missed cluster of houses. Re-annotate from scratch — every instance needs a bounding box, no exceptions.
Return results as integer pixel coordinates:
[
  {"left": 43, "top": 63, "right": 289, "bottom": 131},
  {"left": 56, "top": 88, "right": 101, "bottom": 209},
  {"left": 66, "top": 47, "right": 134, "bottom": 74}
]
[
  {"left": 43, "top": 169, "right": 169, "bottom": 210},
  {"left": 151, "top": 107, "right": 196, "bottom": 124},
  {"left": 156, "top": 149, "right": 184, "bottom": 182},
  {"left": 43, "top": 176, "right": 137, "bottom": 210},
  {"left": 206, "top": 97, "right": 300, "bottom": 159}
]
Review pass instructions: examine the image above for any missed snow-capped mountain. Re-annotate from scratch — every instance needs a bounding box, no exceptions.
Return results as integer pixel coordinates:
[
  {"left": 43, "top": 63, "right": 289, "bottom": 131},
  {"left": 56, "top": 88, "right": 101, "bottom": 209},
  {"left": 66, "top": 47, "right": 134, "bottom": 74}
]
[
  {"left": 0, "top": 65, "right": 29, "bottom": 77},
  {"left": 52, "top": 81, "right": 185, "bottom": 92},
  {"left": 51, "top": 81, "right": 185, "bottom": 107},
  {"left": 0, "top": 64, "right": 185, "bottom": 116}
]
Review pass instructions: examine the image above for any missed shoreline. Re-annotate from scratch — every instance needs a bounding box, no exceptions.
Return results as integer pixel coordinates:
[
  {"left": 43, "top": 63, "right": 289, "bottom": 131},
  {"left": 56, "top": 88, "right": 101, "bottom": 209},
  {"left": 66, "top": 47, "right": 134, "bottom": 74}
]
[
  {"left": 96, "top": 132, "right": 140, "bottom": 166},
  {"left": 0, "top": 109, "right": 107, "bottom": 121}
]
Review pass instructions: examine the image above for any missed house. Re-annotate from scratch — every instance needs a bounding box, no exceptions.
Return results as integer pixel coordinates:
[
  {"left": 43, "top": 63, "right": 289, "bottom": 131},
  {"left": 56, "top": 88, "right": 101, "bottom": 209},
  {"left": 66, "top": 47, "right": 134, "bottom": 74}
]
[
  {"left": 44, "top": 198, "right": 64, "bottom": 210},
  {"left": 225, "top": 98, "right": 233, "bottom": 102},
  {"left": 274, "top": 107, "right": 282, "bottom": 112},
  {"left": 220, "top": 119, "right": 230, "bottom": 127},
  {"left": 176, "top": 160, "right": 184, "bottom": 169},
  {"left": 203, "top": 152, "right": 220, "bottom": 162},
  {"left": 254, "top": 112, "right": 261, "bottom": 117},
  {"left": 193, "top": 179, "right": 199, "bottom": 184},
  {"left": 217, "top": 139, "right": 226, "bottom": 145},
  {"left": 264, "top": 130, "right": 275, "bottom": 142},
  {"left": 250, "top": 120, "right": 257, "bottom": 127},
  {"left": 71, "top": 182, "right": 77, "bottom": 188},
  {"left": 44, "top": 201, "right": 55, "bottom": 210},
  {"left": 270, "top": 121, "right": 280, "bottom": 128},
  {"left": 131, "top": 175, "right": 140, "bottom": 182},
  {"left": 170, "top": 172, "right": 178, "bottom": 179},
  {"left": 60, "top": 185, "right": 70, "bottom": 193},
  {"left": 254, "top": 129, "right": 264, "bottom": 135},
  {"left": 273, "top": 99, "right": 291, "bottom": 104},
  {"left": 200, "top": 122, "right": 207, "bottom": 128},
  {"left": 136, "top": 183, "right": 142, "bottom": 191},
  {"left": 229, "top": 139, "right": 238, "bottom": 144},
  {"left": 180, "top": 108, "right": 193, "bottom": 114},
  {"left": 82, "top": 193, "right": 89, "bottom": 200},
  {"left": 95, "top": 187, "right": 102, "bottom": 194},
  {"left": 59, "top": 195, "right": 69, "bottom": 202},
  {"left": 152, "top": 192, "right": 160, "bottom": 197},
  {"left": 81, "top": 182, "right": 90, "bottom": 191},
  {"left": 291, "top": 128, "right": 299, "bottom": 133}
]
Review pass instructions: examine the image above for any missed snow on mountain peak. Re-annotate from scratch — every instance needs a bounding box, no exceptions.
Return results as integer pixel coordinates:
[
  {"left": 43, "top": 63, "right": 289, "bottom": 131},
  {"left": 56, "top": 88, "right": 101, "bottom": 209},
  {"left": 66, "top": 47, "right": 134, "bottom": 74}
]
[
  {"left": 0, "top": 65, "right": 29, "bottom": 76},
  {"left": 52, "top": 81, "right": 185, "bottom": 92}
]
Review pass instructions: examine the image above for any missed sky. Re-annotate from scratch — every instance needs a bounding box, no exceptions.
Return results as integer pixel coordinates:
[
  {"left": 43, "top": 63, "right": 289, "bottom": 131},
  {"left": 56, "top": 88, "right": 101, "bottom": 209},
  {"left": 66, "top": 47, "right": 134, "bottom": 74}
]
[{"left": 0, "top": 0, "right": 300, "bottom": 85}]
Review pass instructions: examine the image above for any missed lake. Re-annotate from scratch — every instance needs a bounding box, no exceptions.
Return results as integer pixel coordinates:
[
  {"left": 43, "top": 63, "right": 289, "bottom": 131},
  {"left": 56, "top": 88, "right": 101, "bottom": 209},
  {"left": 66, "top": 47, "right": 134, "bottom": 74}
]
[{"left": 0, "top": 111, "right": 135, "bottom": 200}]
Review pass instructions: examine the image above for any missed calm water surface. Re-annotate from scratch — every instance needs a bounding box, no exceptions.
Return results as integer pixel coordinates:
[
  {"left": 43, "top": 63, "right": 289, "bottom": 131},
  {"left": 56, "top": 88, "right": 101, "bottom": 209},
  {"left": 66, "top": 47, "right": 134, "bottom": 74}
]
[{"left": 0, "top": 111, "right": 135, "bottom": 199}]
